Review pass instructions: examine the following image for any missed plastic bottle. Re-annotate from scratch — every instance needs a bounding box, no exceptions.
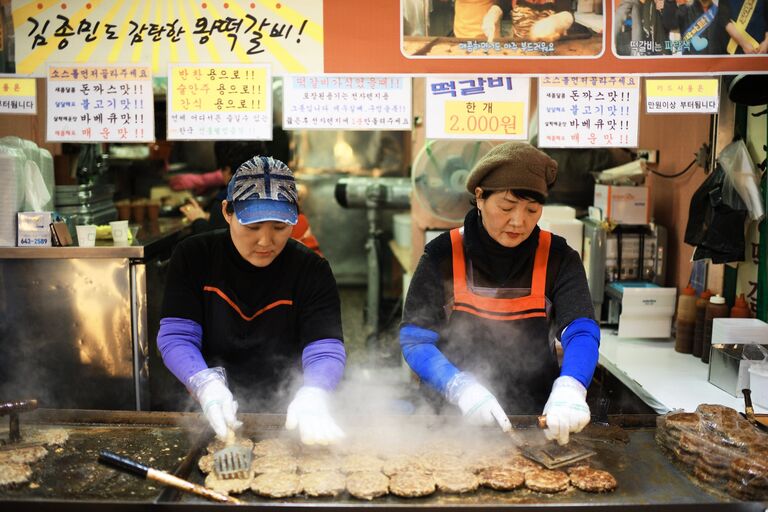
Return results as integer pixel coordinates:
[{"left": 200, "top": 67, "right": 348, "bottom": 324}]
[
  {"left": 692, "top": 289, "right": 713, "bottom": 358},
  {"left": 674, "top": 284, "right": 697, "bottom": 353},
  {"left": 730, "top": 294, "right": 751, "bottom": 318},
  {"left": 702, "top": 295, "right": 729, "bottom": 364}
]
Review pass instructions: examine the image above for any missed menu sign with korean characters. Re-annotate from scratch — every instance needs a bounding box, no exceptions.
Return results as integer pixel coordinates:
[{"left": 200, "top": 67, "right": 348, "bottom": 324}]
[
  {"left": 167, "top": 63, "right": 271, "bottom": 140},
  {"left": 283, "top": 76, "right": 412, "bottom": 130},
  {"left": 0, "top": 79, "right": 36, "bottom": 114},
  {"left": 426, "top": 76, "right": 530, "bottom": 140},
  {"left": 645, "top": 79, "right": 719, "bottom": 114},
  {"left": 46, "top": 65, "right": 154, "bottom": 142},
  {"left": 538, "top": 76, "right": 640, "bottom": 148}
]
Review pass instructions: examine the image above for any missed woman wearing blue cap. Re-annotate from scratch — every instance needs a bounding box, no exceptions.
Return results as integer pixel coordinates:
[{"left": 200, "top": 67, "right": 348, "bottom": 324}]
[
  {"left": 157, "top": 156, "right": 346, "bottom": 446},
  {"left": 400, "top": 142, "right": 599, "bottom": 446}
]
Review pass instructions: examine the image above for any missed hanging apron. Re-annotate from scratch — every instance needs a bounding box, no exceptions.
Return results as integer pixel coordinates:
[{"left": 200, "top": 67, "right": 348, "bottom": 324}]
[
  {"left": 454, "top": 0, "right": 499, "bottom": 39},
  {"left": 441, "top": 227, "right": 560, "bottom": 414}
]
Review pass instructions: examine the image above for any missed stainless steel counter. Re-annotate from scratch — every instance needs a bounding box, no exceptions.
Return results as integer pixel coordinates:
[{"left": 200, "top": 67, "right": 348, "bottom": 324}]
[
  {"left": 0, "top": 218, "right": 191, "bottom": 411},
  {"left": 0, "top": 218, "right": 190, "bottom": 260}
]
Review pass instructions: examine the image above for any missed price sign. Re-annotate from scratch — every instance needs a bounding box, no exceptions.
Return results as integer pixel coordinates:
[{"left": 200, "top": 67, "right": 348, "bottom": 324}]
[
  {"left": 444, "top": 101, "right": 525, "bottom": 136},
  {"left": 426, "top": 76, "right": 530, "bottom": 140}
]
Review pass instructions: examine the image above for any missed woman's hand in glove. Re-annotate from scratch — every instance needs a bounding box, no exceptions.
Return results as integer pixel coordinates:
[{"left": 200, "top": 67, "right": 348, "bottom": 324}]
[
  {"left": 542, "top": 376, "right": 590, "bottom": 445},
  {"left": 482, "top": 5, "right": 503, "bottom": 42},
  {"left": 187, "top": 367, "right": 242, "bottom": 441},
  {"left": 285, "top": 386, "right": 345, "bottom": 445},
  {"left": 448, "top": 373, "right": 512, "bottom": 432}
]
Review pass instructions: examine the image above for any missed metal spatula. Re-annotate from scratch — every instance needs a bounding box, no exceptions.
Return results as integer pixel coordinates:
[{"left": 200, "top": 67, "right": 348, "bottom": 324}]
[
  {"left": 213, "top": 429, "right": 252, "bottom": 480},
  {"left": 517, "top": 415, "right": 596, "bottom": 469}
]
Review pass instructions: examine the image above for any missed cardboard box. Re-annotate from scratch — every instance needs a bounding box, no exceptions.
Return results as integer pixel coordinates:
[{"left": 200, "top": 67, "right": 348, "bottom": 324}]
[{"left": 593, "top": 184, "right": 650, "bottom": 225}]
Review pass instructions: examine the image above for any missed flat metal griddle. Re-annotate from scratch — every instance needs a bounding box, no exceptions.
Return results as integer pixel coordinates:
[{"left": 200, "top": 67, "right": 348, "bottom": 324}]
[{"left": 1, "top": 410, "right": 765, "bottom": 510}]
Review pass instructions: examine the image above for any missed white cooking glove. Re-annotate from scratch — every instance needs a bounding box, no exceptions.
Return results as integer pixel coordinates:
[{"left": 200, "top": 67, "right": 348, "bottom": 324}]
[
  {"left": 285, "top": 386, "right": 345, "bottom": 446},
  {"left": 543, "top": 376, "right": 591, "bottom": 445},
  {"left": 447, "top": 372, "right": 512, "bottom": 432},
  {"left": 482, "top": 5, "right": 503, "bottom": 42},
  {"left": 187, "top": 367, "right": 242, "bottom": 441}
]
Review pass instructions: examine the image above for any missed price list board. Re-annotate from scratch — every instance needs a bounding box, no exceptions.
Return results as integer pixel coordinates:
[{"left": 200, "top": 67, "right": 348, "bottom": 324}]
[
  {"left": 0, "top": 79, "right": 36, "bottom": 114},
  {"left": 283, "top": 76, "right": 412, "bottom": 130},
  {"left": 425, "top": 76, "right": 530, "bottom": 140},
  {"left": 538, "top": 76, "right": 640, "bottom": 148},
  {"left": 167, "top": 63, "right": 271, "bottom": 140},
  {"left": 46, "top": 65, "right": 154, "bottom": 142},
  {"left": 645, "top": 79, "right": 719, "bottom": 114}
]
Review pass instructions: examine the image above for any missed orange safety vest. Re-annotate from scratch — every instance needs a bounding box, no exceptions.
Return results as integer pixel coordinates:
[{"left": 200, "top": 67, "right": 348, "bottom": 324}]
[{"left": 441, "top": 227, "right": 559, "bottom": 413}]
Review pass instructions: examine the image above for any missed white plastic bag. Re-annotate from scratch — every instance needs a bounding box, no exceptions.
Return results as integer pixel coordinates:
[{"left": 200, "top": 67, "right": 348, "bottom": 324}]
[
  {"left": 718, "top": 140, "right": 765, "bottom": 221},
  {"left": 22, "top": 159, "right": 52, "bottom": 212}
]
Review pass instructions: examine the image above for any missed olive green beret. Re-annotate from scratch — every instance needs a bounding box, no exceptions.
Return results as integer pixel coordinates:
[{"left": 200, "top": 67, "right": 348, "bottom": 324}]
[{"left": 466, "top": 142, "right": 558, "bottom": 198}]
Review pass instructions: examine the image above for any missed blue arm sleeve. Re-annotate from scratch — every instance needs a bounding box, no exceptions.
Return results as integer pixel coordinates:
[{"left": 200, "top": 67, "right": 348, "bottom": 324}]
[
  {"left": 302, "top": 338, "right": 346, "bottom": 391},
  {"left": 400, "top": 324, "right": 460, "bottom": 394},
  {"left": 559, "top": 317, "right": 600, "bottom": 388},
  {"left": 157, "top": 317, "right": 208, "bottom": 385}
]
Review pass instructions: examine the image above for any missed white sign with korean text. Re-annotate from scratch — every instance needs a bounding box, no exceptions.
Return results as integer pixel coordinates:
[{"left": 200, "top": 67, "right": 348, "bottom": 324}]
[
  {"left": 426, "top": 76, "right": 530, "bottom": 140},
  {"left": 283, "top": 76, "right": 412, "bottom": 130},
  {"left": 167, "top": 63, "right": 272, "bottom": 140},
  {"left": 538, "top": 76, "right": 640, "bottom": 148},
  {"left": 46, "top": 65, "right": 154, "bottom": 142},
  {"left": 0, "top": 79, "right": 37, "bottom": 115},
  {"left": 645, "top": 79, "right": 719, "bottom": 114}
]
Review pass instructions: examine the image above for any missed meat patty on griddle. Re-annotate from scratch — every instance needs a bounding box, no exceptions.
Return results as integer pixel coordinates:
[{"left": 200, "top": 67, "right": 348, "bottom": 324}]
[
  {"left": 252, "top": 438, "right": 297, "bottom": 458},
  {"left": 433, "top": 470, "right": 479, "bottom": 493},
  {"left": 346, "top": 471, "right": 389, "bottom": 500},
  {"left": 0, "top": 445, "right": 47, "bottom": 465},
  {"left": 300, "top": 470, "right": 346, "bottom": 497},
  {"left": 299, "top": 454, "right": 341, "bottom": 474},
  {"left": 0, "top": 462, "right": 32, "bottom": 487},
  {"left": 198, "top": 453, "right": 214, "bottom": 474},
  {"left": 341, "top": 453, "right": 382, "bottom": 474},
  {"left": 382, "top": 455, "right": 425, "bottom": 476},
  {"left": 478, "top": 467, "right": 525, "bottom": 490},
  {"left": 204, "top": 469, "right": 255, "bottom": 494},
  {"left": 253, "top": 454, "right": 298, "bottom": 474},
  {"left": 206, "top": 437, "right": 253, "bottom": 454},
  {"left": 567, "top": 466, "right": 617, "bottom": 492},
  {"left": 389, "top": 471, "right": 436, "bottom": 498},
  {"left": 524, "top": 468, "right": 570, "bottom": 493},
  {"left": 251, "top": 472, "right": 301, "bottom": 498}
]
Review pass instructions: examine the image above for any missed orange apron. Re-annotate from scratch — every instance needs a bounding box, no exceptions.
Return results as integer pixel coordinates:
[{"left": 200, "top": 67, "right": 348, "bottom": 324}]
[{"left": 441, "top": 227, "right": 559, "bottom": 413}]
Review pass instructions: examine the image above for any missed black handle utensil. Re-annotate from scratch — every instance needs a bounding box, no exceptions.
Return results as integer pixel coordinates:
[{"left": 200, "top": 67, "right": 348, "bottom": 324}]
[{"left": 98, "top": 450, "right": 241, "bottom": 504}]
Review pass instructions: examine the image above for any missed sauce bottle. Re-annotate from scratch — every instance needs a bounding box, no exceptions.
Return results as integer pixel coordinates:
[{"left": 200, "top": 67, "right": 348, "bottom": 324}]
[
  {"left": 692, "top": 289, "right": 713, "bottom": 358},
  {"left": 702, "top": 295, "right": 729, "bottom": 364},
  {"left": 674, "top": 284, "right": 697, "bottom": 354},
  {"left": 730, "top": 294, "right": 751, "bottom": 318}
]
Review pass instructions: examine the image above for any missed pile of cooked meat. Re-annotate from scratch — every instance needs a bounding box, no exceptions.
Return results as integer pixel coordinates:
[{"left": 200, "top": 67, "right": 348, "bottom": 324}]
[
  {"left": 199, "top": 435, "right": 616, "bottom": 499},
  {"left": 0, "top": 428, "right": 70, "bottom": 488},
  {"left": 656, "top": 404, "right": 768, "bottom": 501}
]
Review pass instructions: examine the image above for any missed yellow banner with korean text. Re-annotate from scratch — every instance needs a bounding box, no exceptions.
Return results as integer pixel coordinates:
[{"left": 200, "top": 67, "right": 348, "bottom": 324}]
[
  {"left": 0, "top": 77, "right": 35, "bottom": 95},
  {"left": 10, "top": 0, "right": 322, "bottom": 77}
]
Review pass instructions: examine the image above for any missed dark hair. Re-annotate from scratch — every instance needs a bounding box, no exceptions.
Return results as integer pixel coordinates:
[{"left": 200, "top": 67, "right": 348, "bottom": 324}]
[
  {"left": 213, "top": 141, "right": 260, "bottom": 172},
  {"left": 470, "top": 188, "right": 546, "bottom": 206}
]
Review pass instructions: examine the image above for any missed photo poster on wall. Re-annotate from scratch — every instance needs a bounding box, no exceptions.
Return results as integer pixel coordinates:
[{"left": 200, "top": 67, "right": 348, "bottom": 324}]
[
  {"left": 46, "top": 64, "right": 154, "bottom": 143},
  {"left": 166, "top": 63, "right": 272, "bottom": 141},
  {"left": 401, "top": 0, "right": 605, "bottom": 58},
  {"left": 283, "top": 75, "right": 412, "bottom": 130},
  {"left": 425, "top": 76, "right": 530, "bottom": 140},
  {"left": 538, "top": 75, "right": 640, "bottom": 148},
  {"left": 0, "top": 79, "right": 36, "bottom": 114}
]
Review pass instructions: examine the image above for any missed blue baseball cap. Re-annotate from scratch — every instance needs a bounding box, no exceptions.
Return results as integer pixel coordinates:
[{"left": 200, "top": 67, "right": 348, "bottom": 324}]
[{"left": 226, "top": 156, "right": 299, "bottom": 226}]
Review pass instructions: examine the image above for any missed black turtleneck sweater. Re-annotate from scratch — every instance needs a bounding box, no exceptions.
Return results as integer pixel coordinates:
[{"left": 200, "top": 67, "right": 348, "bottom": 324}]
[
  {"left": 402, "top": 209, "right": 594, "bottom": 339},
  {"left": 160, "top": 230, "right": 343, "bottom": 405}
]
